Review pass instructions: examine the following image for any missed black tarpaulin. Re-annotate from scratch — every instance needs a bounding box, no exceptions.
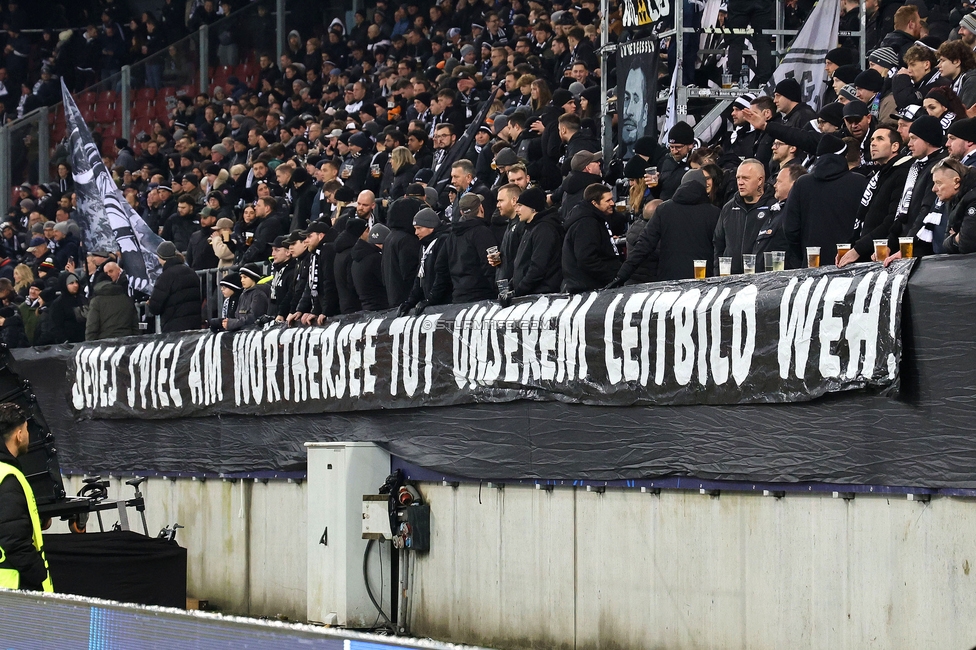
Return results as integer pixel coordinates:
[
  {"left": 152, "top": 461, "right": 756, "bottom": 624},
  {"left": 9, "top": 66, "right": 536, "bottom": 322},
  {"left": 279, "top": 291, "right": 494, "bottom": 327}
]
[{"left": 10, "top": 256, "right": 976, "bottom": 487}]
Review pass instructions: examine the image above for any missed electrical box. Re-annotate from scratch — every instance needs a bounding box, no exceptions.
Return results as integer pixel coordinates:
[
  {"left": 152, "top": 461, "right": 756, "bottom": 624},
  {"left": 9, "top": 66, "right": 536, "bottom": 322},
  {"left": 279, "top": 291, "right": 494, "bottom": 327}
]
[
  {"left": 362, "top": 495, "right": 392, "bottom": 540},
  {"left": 394, "top": 505, "right": 430, "bottom": 552},
  {"left": 305, "top": 442, "right": 391, "bottom": 628}
]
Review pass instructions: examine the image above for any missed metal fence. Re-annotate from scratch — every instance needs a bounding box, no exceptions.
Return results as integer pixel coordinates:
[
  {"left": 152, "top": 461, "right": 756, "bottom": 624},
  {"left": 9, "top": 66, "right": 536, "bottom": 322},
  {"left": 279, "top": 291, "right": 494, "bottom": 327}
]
[
  {"left": 196, "top": 261, "right": 271, "bottom": 323},
  {"left": 0, "top": 0, "right": 284, "bottom": 216}
]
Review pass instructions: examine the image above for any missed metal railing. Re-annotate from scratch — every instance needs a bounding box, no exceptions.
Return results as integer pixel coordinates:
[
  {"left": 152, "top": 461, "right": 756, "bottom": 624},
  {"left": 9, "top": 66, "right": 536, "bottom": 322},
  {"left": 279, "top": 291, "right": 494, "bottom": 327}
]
[
  {"left": 0, "top": 0, "right": 286, "bottom": 216},
  {"left": 197, "top": 261, "right": 271, "bottom": 322}
]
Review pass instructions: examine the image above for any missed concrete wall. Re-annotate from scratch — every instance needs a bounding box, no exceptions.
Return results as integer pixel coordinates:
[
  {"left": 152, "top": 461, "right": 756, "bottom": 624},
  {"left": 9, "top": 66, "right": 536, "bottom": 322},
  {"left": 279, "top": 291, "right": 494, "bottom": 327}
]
[
  {"left": 408, "top": 483, "right": 976, "bottom": 650},
  {"left": 50, "top": 477, "right": 976, "bottom": 649},
  {"left": 56, "top": 475, "right": 307, "bottom": 621}
]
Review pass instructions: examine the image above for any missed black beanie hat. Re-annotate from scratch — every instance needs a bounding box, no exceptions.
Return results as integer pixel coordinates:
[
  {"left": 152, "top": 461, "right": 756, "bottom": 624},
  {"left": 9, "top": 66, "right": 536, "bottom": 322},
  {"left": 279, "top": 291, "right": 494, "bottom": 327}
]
[
  {"left": 623, "top": 154, "right": 647, "bottom": 179},
  {"left": 948, "top": 117, "right": 976, "bottom": 144},
  {"left": 816, "top": 133, "right": 848, "bottom": 157},
  {"left": 819, "top": 102, "right": 845, "bottom": 128},
  {"left": 826, "top": 47, "right": 856, "bottom": 66},
  {"left": 634, "top": 136, "right": 657, "bottom": 157},
  {"left": 910, "top": 115, "right": 946, "bottom": 148},
  {"left": 832, "top": 64, "right": 861, "bottom": 85},
  {"left": 345, "top": 217, "right": 368, "bottom": 237},
  {"left": 774, "top": 78, "right": 802, "bottom": 103},
  {"left": 516, "top": 187, "right": 548, "bottom": 213},
  {"left": 854, "top": 69, "right": 883, "bottom": 93},
  {"left": 667, "top": 121, "right": 695, "bottom": 145}
]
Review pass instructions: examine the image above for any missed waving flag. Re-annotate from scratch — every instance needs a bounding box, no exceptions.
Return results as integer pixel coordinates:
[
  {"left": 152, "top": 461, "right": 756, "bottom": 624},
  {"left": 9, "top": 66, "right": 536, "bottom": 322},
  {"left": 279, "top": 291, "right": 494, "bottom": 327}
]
[
  {"left": 61, "top": 80, "right": 162, "bottom": 293},
  {"left": 765, "top": 0, "right": 841, "bottom": 112}
]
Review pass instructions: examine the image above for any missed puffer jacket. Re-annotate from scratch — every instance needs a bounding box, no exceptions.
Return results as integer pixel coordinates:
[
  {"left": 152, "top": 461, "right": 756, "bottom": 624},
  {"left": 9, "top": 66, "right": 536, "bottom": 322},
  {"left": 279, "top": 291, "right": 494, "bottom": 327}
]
[
  {"left": 148, "top": 258, "right": 202, "bottom": 332},
  {"left": 85, "top": 281, "right": 139, "bottom": 340},
  {"left": 226, "top": 284, "right": 270, "bottom": 331}
]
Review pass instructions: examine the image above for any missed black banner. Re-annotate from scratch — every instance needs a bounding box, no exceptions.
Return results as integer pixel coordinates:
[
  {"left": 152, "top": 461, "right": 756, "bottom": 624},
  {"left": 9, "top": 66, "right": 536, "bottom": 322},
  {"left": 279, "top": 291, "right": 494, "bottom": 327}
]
[
  {"left": 62, "top": 263, "right": 911, "bottom": 421},
  {"left": 617, "top": 38, "right": 658, "bottom": 160}
]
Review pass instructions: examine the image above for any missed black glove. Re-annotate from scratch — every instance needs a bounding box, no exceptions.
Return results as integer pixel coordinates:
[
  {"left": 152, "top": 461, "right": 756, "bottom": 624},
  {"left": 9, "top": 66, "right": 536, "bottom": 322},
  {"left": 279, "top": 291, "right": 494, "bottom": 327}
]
[
  {"left": 396, "top": 301, "right": 412, "bottom": 317},
  {"left": 603, "top": 277, "right": 625, "bottom": 291},
  {"left": 413, "top": 300, "right": 429, "bottom": 315},
  {"left": 207, "top": 318, "right": 223, "bottom": 333},
  {"left": 497, "top": 291, "right": 512, "bottom": 308}
]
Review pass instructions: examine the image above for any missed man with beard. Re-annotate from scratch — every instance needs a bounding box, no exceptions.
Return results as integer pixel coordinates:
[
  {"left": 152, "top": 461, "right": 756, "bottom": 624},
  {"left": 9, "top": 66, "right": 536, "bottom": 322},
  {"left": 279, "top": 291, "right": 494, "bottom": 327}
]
[
  {"left": 508, "top": 188, "right": 563, "bottom": 297},
  {"left": 838, "top": 124, "right": 911, "bottom": 267},
  {"left": 656, "top": 122, "right": 695, "bottom": 201},
  {"left": 619, "top": 55, "right": 649, "bottom": 161},
  {"left": 945, "top": 118, "right": 976, "bottom": 167},
  {"left": 561, "top": 184, "right": 621, "bottom": 292}
]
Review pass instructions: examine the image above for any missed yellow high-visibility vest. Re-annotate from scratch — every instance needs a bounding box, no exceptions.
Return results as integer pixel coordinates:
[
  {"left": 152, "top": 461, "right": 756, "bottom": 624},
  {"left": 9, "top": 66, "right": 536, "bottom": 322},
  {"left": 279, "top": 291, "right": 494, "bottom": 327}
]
[{"left": 0, "top": 462, "right": 53, "bottom": 592}]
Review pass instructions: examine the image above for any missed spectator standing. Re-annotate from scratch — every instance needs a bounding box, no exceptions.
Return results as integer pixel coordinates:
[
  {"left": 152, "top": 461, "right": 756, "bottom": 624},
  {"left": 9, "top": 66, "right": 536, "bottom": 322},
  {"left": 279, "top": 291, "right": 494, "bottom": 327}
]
[
  {"left": 430, "top": 193, "right": 499, "bottom": 304},
  {"left": 85, "top": 276, "right": 139, "bottom": 341},
  {"left": 399, "top": 208, "right": 449, "bottom": 315},
  {"left": 509, "top": 188, "right": 563, "bottom": 296},
  {"left": 48, "top": 273, "right": 86, "bottom": 343},
  {"left": 334, "top": 218, "right": 366, "bottom": 314},
  {"left": 713, "top": 159, "right": 776, "bottom": 274},
  {"left": 147, "top": 241, "right": 202, "bottom": 333},
  {"left": 352, "top": 224, "right": 390, "bottom": 312},
  {"left": 381, "top": 196, "right": 422, "bottom": 307},
  {"left": 784, "top": 135, "right": 869, "bottom": 268},
  {"left": 269, "top": 236, "right": 297, "bottom": 322},
  {"left": 561, "top": 184, "right": 621, "bottom": 293},
  {"left": 224, "top": 264, "right": 270, "bottom": 331}
]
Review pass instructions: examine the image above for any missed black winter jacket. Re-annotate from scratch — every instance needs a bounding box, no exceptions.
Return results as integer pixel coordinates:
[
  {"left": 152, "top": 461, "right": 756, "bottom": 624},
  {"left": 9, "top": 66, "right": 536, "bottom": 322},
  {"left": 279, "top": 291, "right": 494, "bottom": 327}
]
[
  {"left": 226, "top": 284, "right": 270, "bottom": 331},
  {"left": 753, "top": 203, "right": 791, "bottom": 269},
  {"left": 656, "top": 154, "right": 692, "bottom": 201},
  {"left": 296, "top": 238, "right": 340, "bottom": 317},
  {"left": 382, "top": 198, "right": 422, "bottom": 306},
  {"left": 352, "top": 239, "right": 389, "bottom": 311},
  {"left": 714, "top": 188, "right": 777, "bottom": 275},
  {"left": 944, "top": 181, "right": 976, "bottom": 255},
  {"left": 623, "top": 218, "right": 657, "bottom": 284},
  {"left": 495, "top": 217, "right": 524, "bottom": 283},
  {"left": 0, "top": 448, "right": 47, "bottom": 590},
  {"left": 784, "top": 154, "right": 868, "bottom": 268},
  {"left": 85, "top": 281, "right": 139, "bottom": 340},
  {"left": 406, "top": 227, "right": 450, "bottom": 307},
  {"left": 148, "top": 259, "right": 202, "bottom": 332},
  {"left": 554, "top": 171, "right": 603, "bottom": 222},
  {"left": 184, "top": 226, "right": 220, "bottom": 270},
  {"left": 887, "top": 149, "right": 948, "bottom": 257},
  {"left": 852, "top": 155, "right": 913, "bottom": 260},
  {"left": 48, "top": 288, "right": 87, "bottom": 343},
  {"left": 161, "top": 212, "right": 198, "bottom": 252},
  {"left": 621, "top": 181, "right": 718, "bottom": 282},
  {"left": 0, "top": 311, "right": 29, "bottom": 348},
  {"left": 512, "top": 208, "right": 563, "bottom": 295},
  {"left": 270, "top": 259, "right": 298, "bottom": 318},
  {"left": 333, "top": 231, "right": 362, "bottom": 314},
  {"left": 430, "top": 218, "right": 499, "bottom": 304},
  {"left": 240, "top": 214, "right": 284, "bottom": 264},
  {"left": 561, "top": 203, "right": 621, "bottom": 293},
  {"left": 52, "top": 232, "right": 81, "bottom": 271}
]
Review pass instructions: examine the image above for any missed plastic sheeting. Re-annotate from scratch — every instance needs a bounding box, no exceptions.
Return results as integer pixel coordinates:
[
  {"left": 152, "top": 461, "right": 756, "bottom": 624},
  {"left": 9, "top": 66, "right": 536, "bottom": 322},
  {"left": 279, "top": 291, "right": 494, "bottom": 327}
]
[{"left": 10, "top": 256, "right": 976, "bottom": 487}]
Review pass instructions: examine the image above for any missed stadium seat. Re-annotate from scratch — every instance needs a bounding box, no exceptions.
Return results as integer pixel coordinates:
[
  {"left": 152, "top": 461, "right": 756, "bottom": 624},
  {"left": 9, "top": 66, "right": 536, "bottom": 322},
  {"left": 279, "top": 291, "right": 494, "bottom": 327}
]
[
  {"left": 136, "top": 87, "right": 156, "bottom": 102},
  {"left": 94, "top": 103, "right": 117, "bottom": 123},
  {"left": 78, "top": 91, "right": 97, "bottom": 106},
  {"left": 132, "top": 101, "right": 153, "bottom": 120},
  {"left": 97, "top": 90, "right": 115, "bottom": 105}
]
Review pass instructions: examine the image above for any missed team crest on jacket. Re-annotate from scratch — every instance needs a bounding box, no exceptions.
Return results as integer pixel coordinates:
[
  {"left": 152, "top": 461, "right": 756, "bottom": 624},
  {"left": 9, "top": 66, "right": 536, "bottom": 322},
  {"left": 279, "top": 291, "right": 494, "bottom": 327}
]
[{"left": 969, "top": 207, "right": 975, "bottom": 216}]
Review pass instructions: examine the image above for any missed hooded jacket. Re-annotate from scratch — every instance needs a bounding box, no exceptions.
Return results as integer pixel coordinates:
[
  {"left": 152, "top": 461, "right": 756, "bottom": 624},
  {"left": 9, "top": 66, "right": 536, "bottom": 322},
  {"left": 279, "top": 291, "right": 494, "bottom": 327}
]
[
  {"left": 185, "top": 225, "right": 220, "bottom": 270},
  {"left": 430, "top": 217, "right": 499, "bottom": 304},
  {"left": 351, "top": 239, "right": 389, "bottom": 311},
  {"left": 381, "top": 197, "right": 422, "bottom": 306},
  {"left": 561, "top": 202, "right": 622, "bottom": 293},
  {"left": 226, "top": 284, "right": 270, "bottom": 331},
  {"left": 511, "top": 207, "right": 563, "bottom": 296},
  {"left": 148, "top": 258, "right": 202, "bottom": 332},
  {"left": 784, "top": 153, "right": 868, "bottom": 268},
  {"left": 0, "top": 310, "right": 29, "bottom": 348},
  {"left": 333, "top": 230, "right": 363, "bottom": 314},
  {"left": 714, "top": 187, "right": 777, "bottom": 275},
  {"left": 621, "top": 179, "right": 721, "bottom": 282},
  {"left": 85, "top": 281, "right": 139, "bottom": 340},
  {"left": 48, "top": 280, "right": 87, "bottom": 343}
]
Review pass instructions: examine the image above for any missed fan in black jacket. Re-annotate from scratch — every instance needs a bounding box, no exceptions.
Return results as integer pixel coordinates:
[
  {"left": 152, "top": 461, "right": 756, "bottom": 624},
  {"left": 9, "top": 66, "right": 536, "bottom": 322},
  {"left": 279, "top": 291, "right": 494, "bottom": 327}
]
[
  {"left": 241, "top": 197, "right": 286, "bottom": 264},
  {"left": 561, "top": 185, "right": 622, "bottom": 293},
  {"left": 399, "top": 209, "right": 450, "bottom": 315},
  {"left": 294, "top": 221, "right": 340, "bottom": 324},
  {"left": 334, "top": 218, "right": 366, "bottom": 314},
  {"left": 429, "top": 194, "right": 499, "bottom": 305},
  {"left": 610, "top": 171, "right": 720, "bottom": 284},
  {"left": 510, "top": 189, "right": 563, "bottom": 296},
  {"left": 381, "top": 197, "right": 422, "bottom": 306},
  {"left": 0, "top": 437, "right": 49, "bottom": 592},
  {"left": 352, "top": 225, "right": 390, "bottom": 312},
  {"left": 147, "top": 242, "right": 202, "bottom": 332},
  {"left": 269, "top": 236, "right": 297, "bottom": 320}
]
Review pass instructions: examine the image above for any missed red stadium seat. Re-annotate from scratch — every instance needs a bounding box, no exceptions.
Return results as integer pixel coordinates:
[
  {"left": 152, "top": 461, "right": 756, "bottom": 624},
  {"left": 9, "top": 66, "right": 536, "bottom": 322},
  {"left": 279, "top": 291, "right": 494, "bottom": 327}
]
[
  {"left": 78, "top": 91, "right": 97, "bottom": 106},
  {"left": 97, "top": 90, "right": 115, "bottom": 105},
  {"left": 136, "top": 87, "right": 156, "bottom": 102},
  {"left": 132, "top": 100, "right": 153, "bottom": 120},
  {"left": 94, "top": 103, "right": 117, "bottom": 123}
]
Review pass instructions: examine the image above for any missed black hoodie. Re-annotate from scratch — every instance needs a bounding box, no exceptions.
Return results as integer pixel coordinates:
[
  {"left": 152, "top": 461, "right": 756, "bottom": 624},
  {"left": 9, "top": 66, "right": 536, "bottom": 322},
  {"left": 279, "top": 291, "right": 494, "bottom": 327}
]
[
  {"left": 381, "top": 197, "right": 422, "bottom": 306},
  {"left": 784, "top": 153, "right": 868, "bottom": 268},
  {"left": 333, "top": 230, "right": 362, "bottom": 314},
  {"left": 554, "top": 170, "right": 603, "bottom": 222},
  {"left": 430, "top": 217, "right": 499, "bottom": 304},
  {"left": 561, "top": 202, "right": 621, "bottom": 293},
  {"left": 351, "top": 238, "right": 388, "bottom": 312},
  {"left": 511, "top": 207, "right": 564, "bottom": 296},
  {"left": 621, "top": 180, "right": 720, "bottom": 282}
]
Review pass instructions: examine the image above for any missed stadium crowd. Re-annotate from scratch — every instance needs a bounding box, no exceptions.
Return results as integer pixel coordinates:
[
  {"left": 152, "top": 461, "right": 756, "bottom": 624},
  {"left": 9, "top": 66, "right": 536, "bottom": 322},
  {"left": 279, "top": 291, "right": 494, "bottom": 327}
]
[{"left": 0, "top": 0, "right": 975, "bottom": 347}]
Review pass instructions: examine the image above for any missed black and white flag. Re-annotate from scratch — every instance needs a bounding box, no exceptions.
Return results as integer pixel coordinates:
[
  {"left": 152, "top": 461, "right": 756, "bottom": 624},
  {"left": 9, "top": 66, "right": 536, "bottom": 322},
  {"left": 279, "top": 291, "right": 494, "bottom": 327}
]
[
  {"left": 765, "top": 0, "right": 840, "bottom": 112},
  {"left": 61, "top": 80, "right": 162, "bottom": 293}
]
